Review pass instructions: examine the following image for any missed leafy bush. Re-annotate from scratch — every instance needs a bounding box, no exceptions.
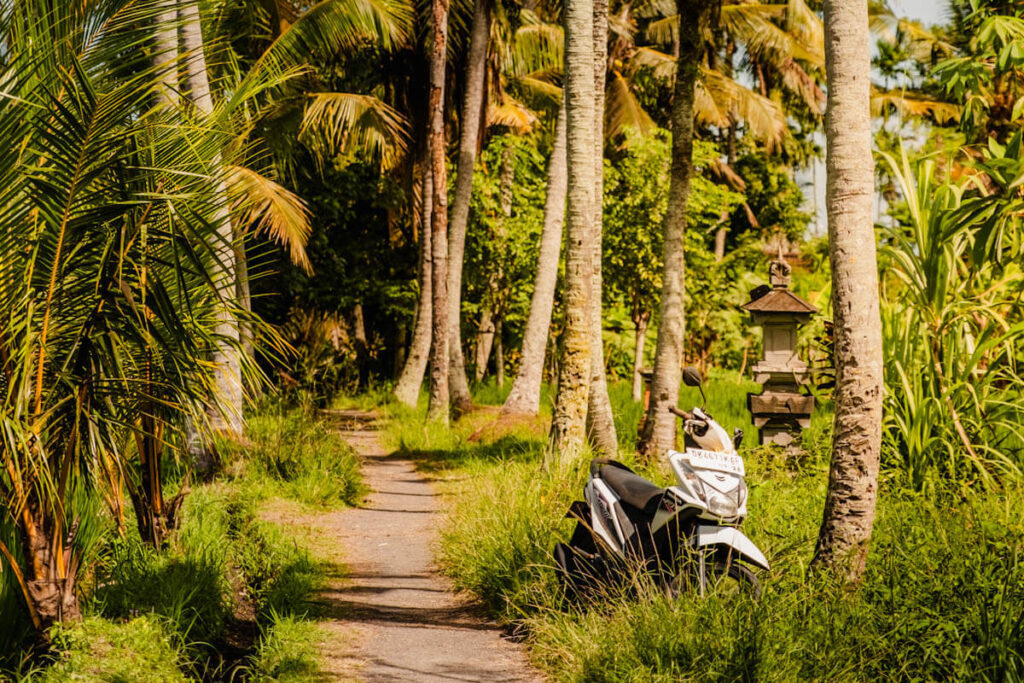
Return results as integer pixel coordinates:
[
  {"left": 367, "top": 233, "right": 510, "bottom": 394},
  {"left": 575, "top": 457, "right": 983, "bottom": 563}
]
[
  {"left": 248, "top": 612, "right": 324, "bottom": 682},
  {"left": 234, "top": 408, "right": 365, "bottom": 507},
  {"left": 91, "top": 489, "right": 233, "bottom": 645},
  {"left": 42, "top": 616, "right": 187, "bottom": 683},
  {"left": 417, "top": 384, "right": 1024, "bottom": 681}
]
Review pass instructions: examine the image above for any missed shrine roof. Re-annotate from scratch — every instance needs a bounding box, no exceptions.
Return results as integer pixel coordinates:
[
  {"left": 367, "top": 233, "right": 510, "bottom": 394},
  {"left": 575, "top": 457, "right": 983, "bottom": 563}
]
[{"left": 742, "top": 287, "right": 818, "bottom": 314}]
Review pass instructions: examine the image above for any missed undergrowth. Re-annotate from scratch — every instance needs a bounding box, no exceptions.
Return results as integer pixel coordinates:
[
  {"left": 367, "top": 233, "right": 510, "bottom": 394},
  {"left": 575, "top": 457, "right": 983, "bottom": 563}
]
[
  {"left": 3, "top": 406, "right": 354, "bottom": 681},
  {"left": 385, "top": 378, "right": 1024, "bottom": 681}
]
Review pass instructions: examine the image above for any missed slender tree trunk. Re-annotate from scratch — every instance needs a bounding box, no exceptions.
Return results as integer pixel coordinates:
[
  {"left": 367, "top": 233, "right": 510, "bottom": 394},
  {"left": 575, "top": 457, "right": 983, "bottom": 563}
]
[
  {"left": 474, "top": 308, "right": 496, "bottom": 381},
  {"left": 446, "top": 0, "right": 491, "bottom": 413},
  {"left": 631, "top": 312, "right": 649, "bottom": 402},
  {"left": 394, "top": 160, "right": 433, "bottom": 407},
  {"left": 502, "top": 103, "right": 568, "bottom": 415},
  {"left": 153, "top": 2, "right": 179, "bottom": 110},
  {"left": 351, "top": 303, "right": 370, "bottom": 389},
  {"left": 495, "top": 317, "right": 505, "bottom": 387},
  {"left": 549, "top": 0, "right": 595, "bottom": 461},
  {"left": 636, "top": 0, "right": 710, "bottom": 460},
  {"left": 181, "top": 0, "right": 243, "bottom": 436},
  {"left": 236, "top": 239, "right": 254, "bottom": 361},
  {"left": 585, "top": 0, "right": 617, "bottom": 455},
  {"left": 427, "top": 0, "right": 451, "bottom": 423},
  {"left": 811, "top": 0, "right": 883, "bottom": 582}
]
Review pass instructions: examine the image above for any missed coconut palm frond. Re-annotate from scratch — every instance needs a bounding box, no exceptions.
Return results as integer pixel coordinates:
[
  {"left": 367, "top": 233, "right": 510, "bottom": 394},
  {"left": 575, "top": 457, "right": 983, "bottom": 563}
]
[
  {"left": 226, "top": 165, "right": 313, "bottom": 273},
  {"left": 488, "top": 98, "right": 539, "bottom": 133},
  {"left": 699, "top": 66, "right": 786, "bottom": 146},
  {"left": 785, "top": 0, "right": 824, "bottom": 50},
  {"left": 511, "top": 74, "right": 563, "bottom": 104},
  {"left": 259, "top": 0, "right": 413, "bottom": 71},
  {"left": 508, "top": 21, "right": 564, "bottom": 78},
  {"left": 871, "top": 89, "right": 961, "bottom": 125},
  {"left": 779, "top": 57, "right": 826, "bottom": 114},
  {"left": 631, "top": 46, "right": 677, "bottom": 80},
  {"left": 646, "top": 14, "right": 678, "bottom": 47},
  {"left": 300, "top": 92, "right": 410, "bottom": 169},
  {"left": 723, "top": 4, "right": 823, "bottom": 68},
  {"left": 605, "top": 71, "right": 657, "bottom": 141}
]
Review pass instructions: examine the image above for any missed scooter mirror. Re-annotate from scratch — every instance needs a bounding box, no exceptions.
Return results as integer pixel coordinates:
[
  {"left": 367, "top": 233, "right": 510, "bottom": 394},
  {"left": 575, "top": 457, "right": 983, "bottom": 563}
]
[{"left": 682, "top": 367, "right": 707, "bottom": 409}]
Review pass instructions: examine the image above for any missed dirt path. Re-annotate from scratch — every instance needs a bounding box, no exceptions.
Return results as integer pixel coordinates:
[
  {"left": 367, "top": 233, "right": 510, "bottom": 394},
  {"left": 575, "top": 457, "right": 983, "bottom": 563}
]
[{"left": 268, "top": 409, "right": 541, "bottom": 682}]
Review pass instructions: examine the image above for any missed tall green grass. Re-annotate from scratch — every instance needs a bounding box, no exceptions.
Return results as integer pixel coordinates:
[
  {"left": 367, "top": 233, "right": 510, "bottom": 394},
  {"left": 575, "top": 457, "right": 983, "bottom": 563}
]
[{"left": 391, "top": 379, "right": 1024, "bottom": 681}]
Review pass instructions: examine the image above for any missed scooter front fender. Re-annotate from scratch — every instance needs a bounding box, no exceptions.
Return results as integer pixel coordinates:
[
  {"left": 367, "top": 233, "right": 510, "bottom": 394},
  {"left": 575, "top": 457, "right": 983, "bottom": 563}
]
[{"left": 693, "top": 525, "right": 770, "bottom": 570}]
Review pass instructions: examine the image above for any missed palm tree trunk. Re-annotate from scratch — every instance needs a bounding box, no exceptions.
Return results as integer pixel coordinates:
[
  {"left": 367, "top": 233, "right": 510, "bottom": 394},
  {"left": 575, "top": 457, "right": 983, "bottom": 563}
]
[
  {"left": 427, "top": 0, "right": 451, "bottom": 423},
  {"left": 474, "top": 307, "right": 496, "bottom": 381},
  {"left": 446, "top": 0, "right": 491, "bottom": 414},
  {"left": 585, "top": 0, "right": 617, "bottom": 455},
  {"left": 153, "top": 1, "right": 178, "bottom": 109},
  {"left": 631, "top": 311, "right": 649, "bottom": 402},
  {"left": 495, "top": 317, "right": 505, "bottom": 387},
  {"left": 636, "top": 0, "right": 710, "bottom": 460},
  {"left": 811, "top": 0, "right": 883, "bottom": 582},
  {"left": 502, "top": 103, "right": 567, "bottom": 415},
  {"left": 549, "top": 0, "right": 595, "bottom": 461},
  {"left": 394, "top": 159, "right": 433, "bottom": 407},
  {"left": 181, "top": 0, "right": 243, "bottom": 436}
]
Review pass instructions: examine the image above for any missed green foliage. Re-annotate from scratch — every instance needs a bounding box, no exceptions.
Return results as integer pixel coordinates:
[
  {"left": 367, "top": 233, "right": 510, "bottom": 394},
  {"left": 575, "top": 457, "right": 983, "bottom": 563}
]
[
  {"left": 42, "top": 616, "right": 187, "bottom": 683},
  {"left": 879, "top": 150, "right": 1024, "bottom": 490},
  {"left": 463, "top": 134, "right": 550, "bottom": 375},
  {"left": 729, "top": 148, "right": 813, "bottom": 243},
  {"left": 91, "top": 491, "right": 233, "bottom": 647},
  {"left": 227, "top": 407, "right": 366, "bottom": 507},
  {"left": 415, "top": 385, "right": 1024, "bottom": 682},
  {"left": 248, "top": 613, "right": 325, "bottom": 682}
]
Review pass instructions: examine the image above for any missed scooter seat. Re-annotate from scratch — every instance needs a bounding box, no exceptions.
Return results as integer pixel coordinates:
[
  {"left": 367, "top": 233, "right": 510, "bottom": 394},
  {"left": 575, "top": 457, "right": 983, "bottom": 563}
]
[{"left": 594, "top": 460, "right": 665, "bottom": 513}]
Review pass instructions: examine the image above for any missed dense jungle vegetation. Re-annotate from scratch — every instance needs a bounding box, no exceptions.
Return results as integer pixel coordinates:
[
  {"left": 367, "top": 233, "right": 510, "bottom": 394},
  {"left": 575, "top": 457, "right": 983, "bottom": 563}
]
[{"left": 1, "top": 0, "right": 1023, "bottom": 679}]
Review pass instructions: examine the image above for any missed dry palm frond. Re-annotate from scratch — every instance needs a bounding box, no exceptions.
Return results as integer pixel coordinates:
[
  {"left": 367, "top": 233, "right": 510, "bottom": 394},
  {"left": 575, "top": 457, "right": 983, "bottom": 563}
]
[
  {"left": 871, "top": 89, "right": 961, "bottom": 125},
  {"left": 301, "top": 92, "right": 409, "bottom": 169},
  {"left": 226, "top": 165, "right": 313, "bottom": 273},
  {"left": 698, "top": 66, "right": 786, "bottom": 146},
  {"left": 779, "top": 58, "right": 826, "bottom": 114},
  {"left": 605, "top": 71, "right": 657, "bottom": 141},
  {"left": 488, "top": 98, "right": 539, "bottom": 133},
  {"left": 722, "top": 3, "right": 823, "bottom": 68},
  {"left": 631, "top": 46, "right": 677, "bottom": 80}
]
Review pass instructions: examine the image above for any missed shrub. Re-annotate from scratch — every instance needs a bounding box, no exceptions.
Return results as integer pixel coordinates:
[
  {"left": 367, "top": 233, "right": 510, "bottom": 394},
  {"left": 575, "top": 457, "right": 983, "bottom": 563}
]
[
  {"left": 235, "top": 409, "right": 364, "bottom": 508},
  {"left": 42, "top": 616, "right": 186, "bottom": 683},
  {"left": 248, "top": 612, "right": 324, "bottom": 682}
]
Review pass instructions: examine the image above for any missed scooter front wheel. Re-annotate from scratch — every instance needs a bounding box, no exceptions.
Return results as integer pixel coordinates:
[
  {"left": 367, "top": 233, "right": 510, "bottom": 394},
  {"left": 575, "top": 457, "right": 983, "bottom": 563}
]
[{"left": 667, "top": 560, "right": 761, "bottom": 600}]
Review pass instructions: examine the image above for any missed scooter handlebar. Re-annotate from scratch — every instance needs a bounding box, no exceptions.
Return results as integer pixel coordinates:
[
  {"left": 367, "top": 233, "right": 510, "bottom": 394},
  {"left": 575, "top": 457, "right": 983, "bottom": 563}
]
[{"left": 667, "top": 406, "right": 694, "bottom": 421}]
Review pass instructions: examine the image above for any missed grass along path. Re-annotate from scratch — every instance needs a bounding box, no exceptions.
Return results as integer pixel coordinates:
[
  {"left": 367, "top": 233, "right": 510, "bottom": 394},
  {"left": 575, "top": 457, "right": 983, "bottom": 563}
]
[{"left": 290, "top": 408, "right": 540, "bottom": 682}]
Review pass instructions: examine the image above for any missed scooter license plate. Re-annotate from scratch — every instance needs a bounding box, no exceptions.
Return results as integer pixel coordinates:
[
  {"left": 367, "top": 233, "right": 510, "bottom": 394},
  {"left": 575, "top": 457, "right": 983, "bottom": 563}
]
[{"left": 684, "top": 449, "right": 745, "bottom": 476}]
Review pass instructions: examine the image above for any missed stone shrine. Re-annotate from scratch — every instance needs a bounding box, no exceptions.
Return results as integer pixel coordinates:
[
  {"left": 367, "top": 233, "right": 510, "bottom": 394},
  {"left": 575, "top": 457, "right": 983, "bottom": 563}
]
[{"left": 742, "top": 255, "right": 817, "bottom": 448}]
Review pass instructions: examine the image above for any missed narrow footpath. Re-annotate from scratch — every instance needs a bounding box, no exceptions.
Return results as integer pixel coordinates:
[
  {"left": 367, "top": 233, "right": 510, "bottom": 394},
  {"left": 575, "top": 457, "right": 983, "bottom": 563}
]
[{"left": 301, "top": 409, "right": 540, "bottom": 682}]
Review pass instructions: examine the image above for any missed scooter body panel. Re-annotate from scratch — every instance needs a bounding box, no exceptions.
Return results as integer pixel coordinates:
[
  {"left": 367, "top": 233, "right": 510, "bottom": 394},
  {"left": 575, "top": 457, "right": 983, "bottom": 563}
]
[{"left": 693, "top": 524, "right": 770, "bottom": 570}]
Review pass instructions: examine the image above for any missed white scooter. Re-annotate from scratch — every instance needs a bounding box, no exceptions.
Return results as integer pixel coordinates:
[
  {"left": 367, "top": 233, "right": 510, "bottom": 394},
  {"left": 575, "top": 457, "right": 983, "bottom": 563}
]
[{"left": 554, "top": 368, "right": 769, "bottom": 600}]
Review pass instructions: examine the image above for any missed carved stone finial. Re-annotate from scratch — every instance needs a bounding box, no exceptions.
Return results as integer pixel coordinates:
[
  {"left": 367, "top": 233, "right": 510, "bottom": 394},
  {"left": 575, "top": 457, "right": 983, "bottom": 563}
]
[{"left": 769, "top": 257, "right": 791, "bottom": 289}]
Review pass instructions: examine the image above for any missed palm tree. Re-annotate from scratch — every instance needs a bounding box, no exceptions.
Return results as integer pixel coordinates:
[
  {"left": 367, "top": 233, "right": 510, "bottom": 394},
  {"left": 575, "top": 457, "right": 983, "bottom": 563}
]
[
  {"left": 181, "top": 0, "right": 245, "bottom": 437},
  {"left": 502, "top": 101, "right": 568, "bottom": 416},
  {"left": 549, "top": 0, "right": 596, "bottom": 460},
  {"left": 586, "top": 0, "right": 618, "bottom": 455},
  {"left": 811, "top": 0, "right": 884, "bottom": 582},
  {"left": 394, "top": 157, "right": 434, "bottom": 407},
  {"left": 0, "top": 0, "right": 272, "bottom": 631},
  {"left": 636, "top": 0, "right": 715, "bottom": 461},
  {"left": 446, "top": 0, "right": 492, "bottom": 413},
  {"left": 427, "top": 0, "right": 451, "bottom": 423}
]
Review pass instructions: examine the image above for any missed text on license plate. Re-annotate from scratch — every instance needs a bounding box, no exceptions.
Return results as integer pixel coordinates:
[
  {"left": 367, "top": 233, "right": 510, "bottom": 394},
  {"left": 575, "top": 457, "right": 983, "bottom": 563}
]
[{"left": 684, "top": 449, "right": 745, "bottom": 475}]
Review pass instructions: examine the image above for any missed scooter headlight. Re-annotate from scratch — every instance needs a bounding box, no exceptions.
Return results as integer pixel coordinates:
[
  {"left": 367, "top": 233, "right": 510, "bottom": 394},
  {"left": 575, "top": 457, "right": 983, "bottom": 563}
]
[{"left": 706, "top": 490, "right": 739, "bottom": 518}]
